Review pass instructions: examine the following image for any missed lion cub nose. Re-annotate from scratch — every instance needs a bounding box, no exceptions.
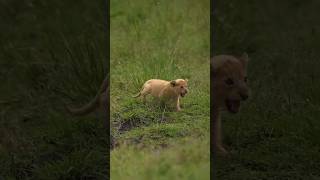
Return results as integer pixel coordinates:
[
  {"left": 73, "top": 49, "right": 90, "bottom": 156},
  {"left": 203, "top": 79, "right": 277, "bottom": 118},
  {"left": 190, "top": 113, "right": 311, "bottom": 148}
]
[{"left": 240, "top": 94, "right": 248, "bottom": 101}]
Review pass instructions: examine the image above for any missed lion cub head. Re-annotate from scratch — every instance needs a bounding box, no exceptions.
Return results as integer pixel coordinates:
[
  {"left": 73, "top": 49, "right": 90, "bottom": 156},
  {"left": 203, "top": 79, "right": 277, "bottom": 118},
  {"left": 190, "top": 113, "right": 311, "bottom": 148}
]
[
  {"left": 211, "top": 53, "right": 249, "bottom": 113},
  {"left": 170, "top": 79, "right": 189, "bottom": 97}
]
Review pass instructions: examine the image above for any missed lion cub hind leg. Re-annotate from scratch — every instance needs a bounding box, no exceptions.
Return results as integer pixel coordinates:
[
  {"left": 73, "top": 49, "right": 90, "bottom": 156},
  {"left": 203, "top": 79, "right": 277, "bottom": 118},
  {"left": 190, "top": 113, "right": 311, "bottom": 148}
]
[
  {"left": 141, "top": 86, "right": 151, "bottom": 104},
  {"left": 134, "top": 84, "right": 151, "bottom": 104}
]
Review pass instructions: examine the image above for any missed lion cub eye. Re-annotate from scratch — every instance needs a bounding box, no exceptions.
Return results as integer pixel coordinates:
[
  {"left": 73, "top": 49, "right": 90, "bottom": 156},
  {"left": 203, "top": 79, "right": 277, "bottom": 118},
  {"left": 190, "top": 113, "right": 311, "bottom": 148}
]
[
  {"left": 225, "top": 78, "right": 234, "bottom": 86},
  {"left": 180, "top": 86, "right": 184, "bottom": 88}
]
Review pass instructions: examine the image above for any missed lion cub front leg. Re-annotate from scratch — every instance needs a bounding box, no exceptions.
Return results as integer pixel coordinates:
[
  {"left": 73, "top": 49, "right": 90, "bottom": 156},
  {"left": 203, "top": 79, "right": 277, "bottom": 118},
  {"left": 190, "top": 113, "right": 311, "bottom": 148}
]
[
  {"left": 175, "top": 97, "right": 181, "bottom": 111},
  {"left": 213, "top": 108, "right": 228, "bottom": 155}
]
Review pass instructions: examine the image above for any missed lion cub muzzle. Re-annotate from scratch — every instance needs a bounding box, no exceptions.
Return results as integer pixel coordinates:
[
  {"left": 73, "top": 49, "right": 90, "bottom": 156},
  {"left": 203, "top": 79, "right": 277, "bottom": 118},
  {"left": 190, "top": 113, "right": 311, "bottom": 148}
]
[{"left": 225, "top": 79, "right": 249, "bottom": 113}]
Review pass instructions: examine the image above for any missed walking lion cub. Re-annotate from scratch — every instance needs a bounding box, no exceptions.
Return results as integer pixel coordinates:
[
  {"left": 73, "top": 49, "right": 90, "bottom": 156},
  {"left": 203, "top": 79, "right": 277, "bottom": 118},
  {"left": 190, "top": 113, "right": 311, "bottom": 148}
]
[
  {"left": 133, "top": 79, "right": 188, "bottom": 111},
  {"left": 211, "top": 53, "right": 250, "bottom": 155}
]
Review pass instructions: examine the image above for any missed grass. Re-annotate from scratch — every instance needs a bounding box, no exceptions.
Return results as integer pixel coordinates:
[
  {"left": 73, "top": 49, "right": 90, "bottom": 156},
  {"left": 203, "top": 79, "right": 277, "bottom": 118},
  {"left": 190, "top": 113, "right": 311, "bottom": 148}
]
[
  {"left": 214, "top": 0, "right": 320, "bottom": 179},
  {"left": 0, "top": 0, "right": 108, "bottom": 179},
  {"left": 110, "top": 0, "right": 210, "bottom": 179}
]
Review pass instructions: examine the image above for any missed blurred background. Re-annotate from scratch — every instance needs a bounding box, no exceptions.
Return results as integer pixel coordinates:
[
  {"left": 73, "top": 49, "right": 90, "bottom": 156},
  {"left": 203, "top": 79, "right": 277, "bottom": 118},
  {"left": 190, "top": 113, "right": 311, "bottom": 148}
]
[
  {"left": 0, "top": 1, "right": 109, "bottom": 179},
  {"left": 213, "top": 0, "right": 320, "bottom": 179}
]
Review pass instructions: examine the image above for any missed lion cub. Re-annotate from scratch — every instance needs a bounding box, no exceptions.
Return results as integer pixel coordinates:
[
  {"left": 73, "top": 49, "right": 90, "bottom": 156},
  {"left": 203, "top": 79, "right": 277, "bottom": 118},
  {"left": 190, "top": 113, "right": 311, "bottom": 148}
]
[
  {"left": 134, "top": 79, "right": 188, "bottom": 111},
  {"left": 211, "top": 53, "right": 250, "bottom": 155}
]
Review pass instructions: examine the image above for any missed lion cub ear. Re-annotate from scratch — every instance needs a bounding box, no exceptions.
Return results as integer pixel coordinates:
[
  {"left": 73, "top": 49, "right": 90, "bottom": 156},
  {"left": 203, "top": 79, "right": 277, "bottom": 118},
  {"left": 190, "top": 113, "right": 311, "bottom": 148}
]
[
  {"left": 170, "top": 80, "right": 176, "bottom": 86},
  {"left": 239, "top": 52, "right": 249, "bottom": 66}
]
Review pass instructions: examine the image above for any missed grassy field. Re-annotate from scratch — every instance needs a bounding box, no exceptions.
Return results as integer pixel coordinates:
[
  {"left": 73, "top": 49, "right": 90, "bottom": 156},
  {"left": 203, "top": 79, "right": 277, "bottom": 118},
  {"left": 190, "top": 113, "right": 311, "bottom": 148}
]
[
  {"left": 214, "top": 0, "right": 320, "bottom": 179},
  {"left": 110, "top": 0, "right": 210, "bottom": 179},
  {"left": 0, "top": 1, "right": 109, "bottom": 179}
]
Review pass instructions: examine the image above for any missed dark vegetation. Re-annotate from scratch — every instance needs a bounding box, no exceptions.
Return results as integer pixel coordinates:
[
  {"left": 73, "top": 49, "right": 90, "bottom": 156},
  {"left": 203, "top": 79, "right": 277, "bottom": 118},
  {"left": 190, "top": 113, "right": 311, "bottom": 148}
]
[
  {"left": 214, "top": 0, "right": 320, "bottom": 179},
  {"left": 0, "top": 1, "right": 109, "bottom": 179}
]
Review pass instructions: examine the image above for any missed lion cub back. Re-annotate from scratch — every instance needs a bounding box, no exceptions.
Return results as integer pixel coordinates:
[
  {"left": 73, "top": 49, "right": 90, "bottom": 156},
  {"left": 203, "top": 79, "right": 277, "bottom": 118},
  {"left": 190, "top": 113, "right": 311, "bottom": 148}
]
[{"left": 145, "top": 79, "right": 170, "bottom": 97}]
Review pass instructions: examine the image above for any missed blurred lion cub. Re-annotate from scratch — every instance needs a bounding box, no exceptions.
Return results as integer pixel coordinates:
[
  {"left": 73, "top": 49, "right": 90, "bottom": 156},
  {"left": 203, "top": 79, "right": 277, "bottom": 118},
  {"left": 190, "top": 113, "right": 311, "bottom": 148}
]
[
  {"left": 133, "top": 79, "right": 188, "bottom": 111},
  {"left": 211, "top": 53, "right": 250, "bottom": 155}
]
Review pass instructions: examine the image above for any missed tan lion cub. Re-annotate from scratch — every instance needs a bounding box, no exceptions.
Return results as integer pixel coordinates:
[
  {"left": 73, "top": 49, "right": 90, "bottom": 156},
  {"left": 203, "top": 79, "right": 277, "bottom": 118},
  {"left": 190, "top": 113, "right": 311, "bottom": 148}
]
[
  {"left": 211, "top": 53, "right": 250, "bottom": 155},
  {"left": 133, "top": 79, "right": 188, "bottom": 111}
]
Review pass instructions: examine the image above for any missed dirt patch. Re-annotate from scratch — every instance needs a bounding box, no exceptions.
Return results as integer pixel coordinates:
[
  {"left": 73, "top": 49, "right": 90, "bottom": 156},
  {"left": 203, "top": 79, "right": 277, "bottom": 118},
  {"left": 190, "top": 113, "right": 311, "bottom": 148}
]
[{"left": 118, "top": 118, "right": 149, "bottom": 132}]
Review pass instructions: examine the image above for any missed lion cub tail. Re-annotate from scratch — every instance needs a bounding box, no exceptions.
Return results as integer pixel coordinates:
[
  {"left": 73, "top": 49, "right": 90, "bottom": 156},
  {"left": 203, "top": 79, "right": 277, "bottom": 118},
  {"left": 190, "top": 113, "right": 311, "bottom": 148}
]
[
  {"left": 66, "top": 96, "right": 100, "bottom": 116},
  {"left": 67, "top": 76, "right": 108, "bottom": 116},
  {"left": 132, "top": 92, "right": 141, "bottom": 98}
]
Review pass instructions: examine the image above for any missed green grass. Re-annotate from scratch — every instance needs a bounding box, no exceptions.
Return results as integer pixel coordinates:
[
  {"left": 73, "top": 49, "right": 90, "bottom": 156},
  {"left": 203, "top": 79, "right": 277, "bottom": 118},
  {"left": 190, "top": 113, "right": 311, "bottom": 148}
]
[
  {"left": 214, "top": 0, "right": 320, "bottom": 179},
  {"left": 110, "top": 0, "right": 210, "bottom": 179},
  {"left": 111, "top": 137, "right": 209, "bottom": 180},
  {"left": 0, "top": 1, "right": 108, "bottom": 179}
]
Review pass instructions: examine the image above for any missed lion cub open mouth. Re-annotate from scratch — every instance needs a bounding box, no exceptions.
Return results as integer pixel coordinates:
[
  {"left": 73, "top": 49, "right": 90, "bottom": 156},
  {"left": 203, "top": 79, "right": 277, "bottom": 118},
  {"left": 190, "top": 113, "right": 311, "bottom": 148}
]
[
  {"left": 180, "top": 92, "right": 187, "bottom": 97},
  {"left": 226, "top": 99, "right": 241, "bottom": 113}
]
